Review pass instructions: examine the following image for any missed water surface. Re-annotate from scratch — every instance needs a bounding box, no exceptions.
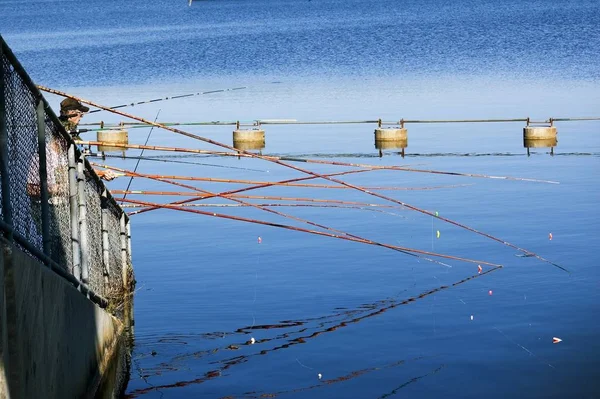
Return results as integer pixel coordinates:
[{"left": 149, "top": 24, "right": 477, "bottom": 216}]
[{"left": 1, "top": 0, "right": 599, "bottom": 397}]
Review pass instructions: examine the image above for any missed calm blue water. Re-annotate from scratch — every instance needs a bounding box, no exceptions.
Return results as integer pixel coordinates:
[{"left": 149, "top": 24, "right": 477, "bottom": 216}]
[{"left": 2, "top": 0, "right": 599, "bottom": 397}]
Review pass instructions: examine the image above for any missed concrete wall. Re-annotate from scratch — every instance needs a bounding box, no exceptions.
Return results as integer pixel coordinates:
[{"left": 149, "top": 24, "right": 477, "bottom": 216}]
[
  {"left": 0, "top": 242, "right": 125, "bottom": 398},
  {"left": 1, "top": 245, "right": 8, "bottom": 398}
]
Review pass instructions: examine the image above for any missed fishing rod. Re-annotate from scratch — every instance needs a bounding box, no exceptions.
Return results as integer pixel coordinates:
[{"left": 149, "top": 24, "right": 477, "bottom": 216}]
[
  {"left": 91, "top": 164, "right": 385, "bottom": 214},
  {"left": 103, "top": 151, "right": 563, "bottom": 272},
  {"left": 118, "top": 196, "right": 500, "bottom": 267},
  {"left": 40, "top": 87, "right": 566, "bottom": 272},
  {"left": 117, "top": 202, "right": 408, "bottom": 218},
  {"left": 96, "top": 153, "right": 269, "bottom": 172},
  {"left": 76, "top": 140, "right": 560, "bottom": 184},
  {"left": 110, "top": 189, "right": 416, "bottom": 205},
  {"left": 70, "top": 86, "right": 247, "bottom": 115},
  {"left": 96, "top": 163, "right": 472, "bottom": 267},
  {"left": 117, "top": 191, "right": 401, "bottom": 207},
  {"left": 103, "top": 169, "right": 469, "bottom": 191}
]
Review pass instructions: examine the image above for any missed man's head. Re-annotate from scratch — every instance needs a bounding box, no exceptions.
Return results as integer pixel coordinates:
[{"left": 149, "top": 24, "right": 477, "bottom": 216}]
[{"left": 60, "top": 98, "right": 89, "bottom": 122}]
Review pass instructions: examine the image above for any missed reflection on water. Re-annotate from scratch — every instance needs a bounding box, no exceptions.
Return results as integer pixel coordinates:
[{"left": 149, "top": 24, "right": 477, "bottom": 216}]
[
  {"left": 524, "top": 138, "right": 558, "bottom": 156},
  {"left": 126, "top": 267, "right": 498, "bottom": 398}
]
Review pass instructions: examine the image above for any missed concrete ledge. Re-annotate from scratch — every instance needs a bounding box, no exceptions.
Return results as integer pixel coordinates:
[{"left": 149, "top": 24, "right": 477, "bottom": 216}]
[{"left": 1, "top": 243, "right": 125, "bottom": 398}]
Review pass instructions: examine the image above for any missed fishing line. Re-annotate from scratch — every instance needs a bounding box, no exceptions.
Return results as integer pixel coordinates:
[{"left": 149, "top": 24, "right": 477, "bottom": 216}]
[
  {"left": 493, "top": 326, "right": 555, "bottom": 369},
  {"left": 83, "top": 86, "right": 247, "bottom": 114},
  {"left": 431, "top": 214, "right": 434, "bottom": 252},
  {"left": 295, "top": 358, "right": 315, "bottom": 370},
  {"left": 123, "top": 109, "right": 161, "bottom": 200},
  {"left": 252, "top": 236, "right": 261, "bottom": 329}
]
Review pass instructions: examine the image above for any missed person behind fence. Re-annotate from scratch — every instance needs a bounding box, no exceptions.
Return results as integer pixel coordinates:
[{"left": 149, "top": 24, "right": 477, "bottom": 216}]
[
  {"left": 59, "top": 97, "right": 88, "bottom": 140},
  {"left": 26, "top": 100, "right": 120, "bottom": 266},
  {"left": 58, "top": 97, "right": 119, "bottom": 181},
  {"left": 26, "top": 136, "right": 72, "bottom": 266}
]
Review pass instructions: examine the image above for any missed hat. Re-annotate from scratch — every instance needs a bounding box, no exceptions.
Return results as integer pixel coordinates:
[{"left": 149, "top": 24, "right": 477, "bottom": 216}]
[{"left": 60, "top": 98, "right": 89, "bottom": 114}]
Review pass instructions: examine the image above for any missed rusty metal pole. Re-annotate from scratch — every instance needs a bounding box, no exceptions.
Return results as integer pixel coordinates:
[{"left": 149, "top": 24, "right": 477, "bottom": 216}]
[{"left": 68, "top": 144, "right": 81, "bottom": 279}]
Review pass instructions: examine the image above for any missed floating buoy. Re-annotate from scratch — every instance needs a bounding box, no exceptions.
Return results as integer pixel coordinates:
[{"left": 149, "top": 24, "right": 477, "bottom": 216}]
[
  {"left": 435, "top": 211, "right": 439, "bottom": 217},
  {"left": 233, "top": 128, "right": 265, "bottom": 143},
  {"left": 478, "top": 265, "right": 482, "bottom": 274},
  {"left": 523, "top": 126, "right": 557, "bottom": 140},
  {"left": 374, "top": 127, "right": 407, "bottom": 142},
  {"left": 249, "top": 337, "right": 256, "bottom": 345},
  {"left": 470, "top": 315, "right": 474, "bottom": 321},
  {"left": 97, "top": 129, "right": 129, "bottom": 153},
  {"left": 436, "top": 230, "right": 440, "bottom": 239},
  {"left": 318, "top": 373, "right": 322, "bottom": 380},
  {"left": 552, "top": 337, "right": 562, "bottom": 344},
  {"left": 258, "top": 236, "right": 262, "bottom": 244},
  {"left": 549, "top": 233, "right": 553, "bottom": 240},
  {"left": 488, "top": 290, "right": 493, "bottom": 296}
]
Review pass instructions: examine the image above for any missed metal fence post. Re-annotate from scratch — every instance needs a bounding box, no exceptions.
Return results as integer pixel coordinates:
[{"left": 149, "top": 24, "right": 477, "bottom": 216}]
[
  {"left": 68, "top": 144, "right": 81, "bottom": 280},
  {"left": 120, "top": 213, "right": 128, "bottom": 290},
  {"left": 0, "top": 42, "right": 13, "bottom": 234},
  {"left": 101, "top": 189, "right": 110, "bottom": 288},
  {"left": 36, "top": 98, "right": 51, "bottom": 259},
  {"left": 77, "top": 154, "right": 90, "bottom": 285}
]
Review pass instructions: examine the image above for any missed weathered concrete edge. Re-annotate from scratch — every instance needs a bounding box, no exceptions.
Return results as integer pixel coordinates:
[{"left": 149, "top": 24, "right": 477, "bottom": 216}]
[{"left": 1, "top": 242, "right": 127, "bottom": 398}]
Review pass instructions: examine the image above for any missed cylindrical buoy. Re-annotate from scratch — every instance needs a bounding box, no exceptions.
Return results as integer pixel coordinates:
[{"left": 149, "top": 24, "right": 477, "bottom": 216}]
[
  {"left": 233, "top": 140, "right": 265, "bottom": 151},
  {"left": 233, "top": 128, "right": 265, "bottom": 143},
  {"left": 97, "top": 129, "right": 128, "bottom": 152},
  {"left": 374, "top": 127, "right": 408, "bottom": 142},
  {"left": 523, "top": 126, "right": 557, "bottom": 140}
]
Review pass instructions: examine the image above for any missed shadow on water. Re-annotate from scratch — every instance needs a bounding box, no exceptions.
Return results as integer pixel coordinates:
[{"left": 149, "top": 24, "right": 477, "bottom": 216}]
[{"left": 125, "top": 267, "right": 500, "bottom": 398}]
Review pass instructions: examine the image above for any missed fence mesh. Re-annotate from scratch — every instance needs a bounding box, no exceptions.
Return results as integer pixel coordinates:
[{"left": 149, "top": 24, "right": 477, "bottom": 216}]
[
  {"left": 106, "top": 202, "right": 124, "bottom": 293},
  {"left": 2, "top": 55, "right": 44, "bottom": 255},
  {"left": 85, "top": 176, "right": 105, "bottom": 295},
  {"left": 1, "top": 37, "right": 132, "bottom": 310}
]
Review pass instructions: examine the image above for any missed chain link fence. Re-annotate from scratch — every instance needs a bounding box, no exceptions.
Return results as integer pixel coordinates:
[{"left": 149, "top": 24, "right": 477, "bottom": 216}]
[{"left": 1, "top": 35, "right": 132, "bottom": 311}]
